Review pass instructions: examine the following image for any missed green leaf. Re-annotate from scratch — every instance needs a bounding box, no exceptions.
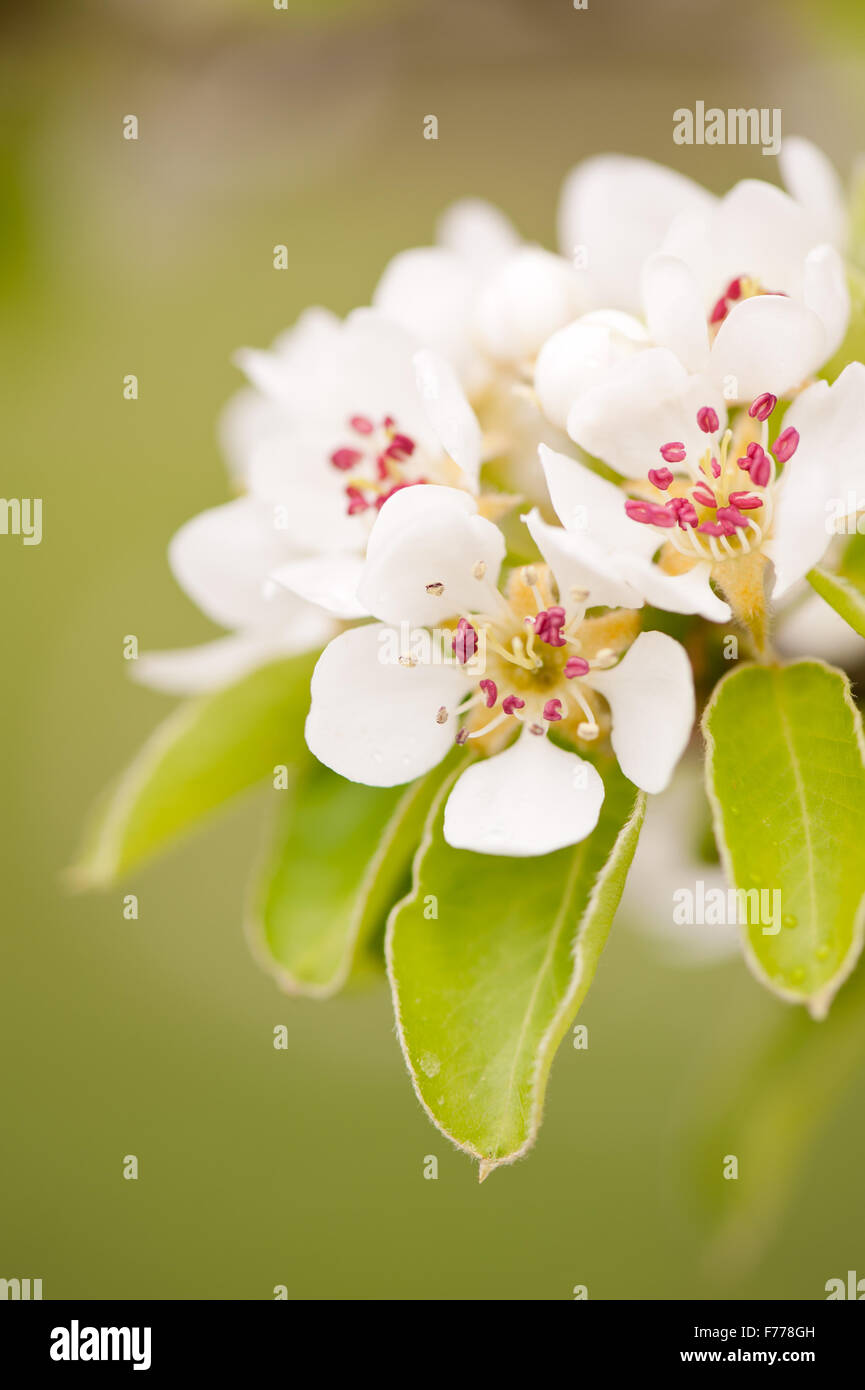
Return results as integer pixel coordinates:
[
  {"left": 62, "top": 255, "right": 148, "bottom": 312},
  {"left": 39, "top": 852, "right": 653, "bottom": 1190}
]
[
  {"left": 248, "top": 751, "right": 463, "bottom": 998},
  {"left": 73, "top": 652, "right": 317, "bottom": 887},
  {"left": 386, "top": 756, "right": 645, "bottom": 1178},
  {"left": 702, "top": 660, "right": 865, "bottom": 1017},
  {"left": 807, "top": 531, "right": 865, "bottom": 639}
]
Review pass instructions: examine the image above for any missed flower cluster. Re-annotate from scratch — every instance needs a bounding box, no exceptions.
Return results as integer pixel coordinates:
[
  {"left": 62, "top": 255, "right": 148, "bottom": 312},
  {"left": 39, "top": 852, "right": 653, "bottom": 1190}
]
[{"left": 140, "top": 137, "right": 865, "bottom": 856}]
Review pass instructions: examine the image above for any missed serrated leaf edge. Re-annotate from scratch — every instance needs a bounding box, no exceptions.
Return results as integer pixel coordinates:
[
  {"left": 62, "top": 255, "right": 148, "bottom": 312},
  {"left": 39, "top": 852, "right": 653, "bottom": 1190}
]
[
  {"left": 385, "top": 761, "right": 646, "bottom": 1179},
  {"left": 701, "top": 658, "right": 865, "bottom": 1019}
]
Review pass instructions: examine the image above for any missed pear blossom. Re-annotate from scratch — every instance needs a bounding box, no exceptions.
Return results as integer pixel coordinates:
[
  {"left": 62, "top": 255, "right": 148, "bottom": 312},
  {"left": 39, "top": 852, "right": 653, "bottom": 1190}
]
[
  {"left": 231, "top": 308, "right": 491, "bottom": 617},
  {"left": 373, "top": 197, "right": 587, "bottom": 390},
  {"left": 136, "top": 313, "right": 492, "bottom": 692},
  {"left": 536, "top": 164, "right": 849, "bottom": 459},
  {"left": 305, "top": 485, "right": 695, "bottom": 856},
  {"left": 534, "top": 361, "right": 865, "bottom": 632},
  {"left": 557, "top": 154, "right": 714, "bottom": 314}
]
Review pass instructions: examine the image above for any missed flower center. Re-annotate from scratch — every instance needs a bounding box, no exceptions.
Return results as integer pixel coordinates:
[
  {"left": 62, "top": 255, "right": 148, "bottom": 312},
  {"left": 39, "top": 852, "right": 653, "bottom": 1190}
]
[
  {"left": 709, "top": 274, "right": 787, "bottom": 330},
  {"left": 427, "top": 564, "right": 637, "bottom": 750},
  {"left": 625, "top": 395, "right": 800, "bottom": 566},
  {"left": 330, "top": 414, "right": 427, "bottom": 516}
]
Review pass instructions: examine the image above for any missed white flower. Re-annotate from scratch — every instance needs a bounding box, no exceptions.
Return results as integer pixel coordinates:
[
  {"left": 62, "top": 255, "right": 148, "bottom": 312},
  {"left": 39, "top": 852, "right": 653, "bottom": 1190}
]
[
  {"left": 534, "top": 361, "right": 865, "bottom": 624},
  {"left": 137, "top": 311, "right": 490, "bottom": 692},
  {"left": 537, "top": 165, "right": 849, "bottom": 451},
  {"left": 557, "top": 154, "right": 715, "bottom": 314},
  {"left": 304, "top": 485, "right": 695, "bottom": 856},
  {"left": 373, "top": 197, "right": 587, "bottom": 388},
  {"left": 233, "top": 308, "right": 485, "bottom": 618}
]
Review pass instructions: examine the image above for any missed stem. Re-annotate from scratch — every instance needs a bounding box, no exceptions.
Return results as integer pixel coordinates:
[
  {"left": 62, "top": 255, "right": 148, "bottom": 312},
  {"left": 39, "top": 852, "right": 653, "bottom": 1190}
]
[{"left": 712, "top": 552, "right": 775, "bottom": 662}]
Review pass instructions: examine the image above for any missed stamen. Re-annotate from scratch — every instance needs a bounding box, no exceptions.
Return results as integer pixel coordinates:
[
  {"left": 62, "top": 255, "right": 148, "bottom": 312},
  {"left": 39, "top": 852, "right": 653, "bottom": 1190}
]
[
  {"left": 728, "top": 491, "right": 763, "bottom": 510},
  {"left": 452, "top": 618, "right": 478, "bottom": 664},
  {"left": 472, "top": 560, "right": 487, "bottom": 580},
  {"left": 772, "top": 427, "right": 799, "bottom": 463},
  {"left": 568, "top": 684, "right": 599, "bottom": 737},
  {"left": 346, "top": 486, "right": 370, "bottom": 515},
  {"left": 543, "top": 698, "right": 563, "bottom": 722},
  {"left": 749, "top": 392, "right": 777, "bottom": 422},
  {"left": 331, "top": 447, "right": 363, "bottom": 471},
  {"left": 467, "top": 712, "right": 510, "bottom": 740},
  {"left": 502, "top": 694, "right": 526, "bottom": 716},
  {"left": 697, "top": 406, "right": 720, "bottom": 434},
  {"left": 349, "top": 415, "right": 374, "bottom": 434},
  {"left": 648, "top": 467, "right": 674, "bottom": 490},
  {"left": 625, "top": 499, "right": 676, "bottom": 527},
  {"left": 692, "top": 482, "right": 717, "bottom": 509},
  {"left": 564, "top": 656, "right": 590, "bottom": 678},
  {"left": 533, "top": 606, "right": 568, "bottom": 647},
  {"left": 435, "top": 706, "right": 449, "bottom": 725},
  {"left": 479, "top": 678, "right": 498, "bottom": 708},
  {"left": 667, "top": 496, "right": 699, "bottom": 529},
  {"left": 660, "top": 442, "right": 686, "bottom": 463},
  {"left": 709, "top": 296, "right": 728, "bottom": 325},
  {"left": 749, "top": 448, "right": 771, "bottom": 487},
  {"left": 716, "top": 505, "right": 749, "bottom": 530},
  {"left": 426, "top": 581, "right": 445, "bottom": 596}
]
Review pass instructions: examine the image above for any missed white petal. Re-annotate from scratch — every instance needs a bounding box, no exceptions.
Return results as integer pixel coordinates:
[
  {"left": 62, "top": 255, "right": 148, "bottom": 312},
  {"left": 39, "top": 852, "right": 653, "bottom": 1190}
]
[
  {"left": 585, "top": 631, "right": 695, "bottom": 794},
  {"left": 133, "top": 628, "right": 328, "bottom": 697},
  {"left": 768, "top": 363, "right": 865, "bottom": 596},
  {"left": 558, "top": 155, "right": 714, "bottom": 311},
  {"left": 413, "top": 348, "right": 482, "bottom": 488},
  {"left": 475, "top": 247, "right": 587, "bottom": 362},
  {"left": 233, "top": 307, "right": 342, "bottom": 414},
  {"left": 332, "top": 309, "right": 444, "bottom": 449},
  {"left": 778, "top": 136, "right": 847, "bottom": 250},
  {"left": 566, "top": 348, "right": 726, "bottom": 477},
  {"left": 373, "top": 247, "right": 486, "bottom": 392},
  {"left": 248, "top": 436, "right": 368, "bottom": 554},
  {"left": 270, "top": 553, "right": 367, "bottom": 619},
  {"left": 436, "top": 197, "right": 521, "bottom": 270},
  {"left": 358, "top": 484, "right": 506, "bottom": 626},
  {"left": 270, "top": 306, "right": 342, "bottom": 362},
  {"left": 217, "top": 387, "right": 287, "bottom": 490},
  {"left": 664, "top": 179, "right": 815, "bottom": 307},
  {"left": 786, "top": 362, "right": 865, "bottom": 503},
  {"left": 305, "top": 624, "right": 464, "bottom": 786},
  {"left": 443, "top": 731, "right": 605, "bottom": 856},
  {"left": 803, "top": 244, "right": 849, "bottom": 360},
  {"left": 615, "top": 554, "right": 731, "bottom": 623},
  {"left": 533, "top": 311, "right": 649, "bottom": 430},
  {"left": 709, "top": 293, "right": 828, "bottom": 401},
  {"left": 641, "top": 253, "right": 710, "bottom": 374},
  {"left": 537, "top": 445, "right": 658, "bottom": 558},
  {"left": 168, "top": 498, "right": 297, "bottom": 631},
  {"left": 525, "top": 508, "right": 644, "bottom": 610}
]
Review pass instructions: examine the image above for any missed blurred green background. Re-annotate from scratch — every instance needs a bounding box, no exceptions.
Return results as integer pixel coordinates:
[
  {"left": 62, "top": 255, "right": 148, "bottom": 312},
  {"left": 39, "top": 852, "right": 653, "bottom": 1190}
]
[{"left": 3, "top": 0, "right": 865, "bottom": 1300}]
